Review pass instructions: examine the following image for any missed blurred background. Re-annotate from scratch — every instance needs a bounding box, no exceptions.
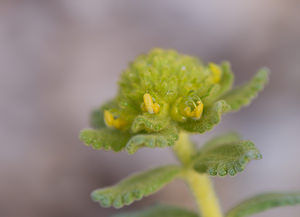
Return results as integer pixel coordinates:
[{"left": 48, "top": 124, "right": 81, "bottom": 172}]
[{"left": 1, "top": 0, "right": 300, "bottom": 216}]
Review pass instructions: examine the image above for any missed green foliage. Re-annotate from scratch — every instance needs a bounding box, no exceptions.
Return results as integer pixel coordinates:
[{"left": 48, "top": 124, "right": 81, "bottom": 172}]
[
  {"left": 131, "top": 114, "right": 170, "bottom": 133},
  {"left": 126, "top": 126, "right": 178, "bottom": 154},
  {"left": 222, "top": 68, "right": 269, "bottom": 112},
  {"left": 80, "top": 126, "right": 178, "bottom": 154},
  {"left": 112, "top": 204, "right": 199, "bottom": 217},
  {"left": 226, "top": 192, "right": 300, "bottom": 217},
  {"left": 78, "top": 48, "right": 288, "bottom": 217},
  {"left": 79, "top": 128, "right": 131, "bottom": 152},
  {"left": 91, "top": 166, "right": 181, "bottom": 208},
  {"left": 80, "top": 49, "right": 269, "bottom": 153},
  {"left": 193, "top": 134, "right": 262, "bottom": 176}
]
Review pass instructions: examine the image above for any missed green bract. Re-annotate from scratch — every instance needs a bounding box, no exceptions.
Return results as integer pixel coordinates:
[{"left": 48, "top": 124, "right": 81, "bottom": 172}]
[{"left": 80, "top": 48, "right": 269, "bottom": 154}]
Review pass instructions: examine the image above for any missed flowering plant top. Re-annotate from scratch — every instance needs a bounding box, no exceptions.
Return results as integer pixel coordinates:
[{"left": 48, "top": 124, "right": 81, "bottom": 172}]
[{"left": 80, "top": 48, "right": 268, "bottom": 154}]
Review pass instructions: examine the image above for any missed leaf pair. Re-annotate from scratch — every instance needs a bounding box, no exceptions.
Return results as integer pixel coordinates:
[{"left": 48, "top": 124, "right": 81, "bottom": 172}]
[
  {"left": 90, "top": 132, "right": 300, "bottom": 217},
  {"left": 91, "top": 132, "right": 262, "bottom": 210}
]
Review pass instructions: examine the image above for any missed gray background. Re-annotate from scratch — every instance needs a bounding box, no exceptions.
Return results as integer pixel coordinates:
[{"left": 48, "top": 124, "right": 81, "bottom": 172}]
[{"left": 1, "top": 0, "right": 300, "bottom": 217}]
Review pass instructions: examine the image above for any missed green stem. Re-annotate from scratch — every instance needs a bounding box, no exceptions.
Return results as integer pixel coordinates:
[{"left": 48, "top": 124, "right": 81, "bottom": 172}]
[
  {"left": 173, "top": 132, "right": 195, "bottom": 165},
  {"left": 173, "top": 132, "right": 223, "bottom": 217},
  {"left": 184, "top": 170, "right": 223, "bottom": 217}
]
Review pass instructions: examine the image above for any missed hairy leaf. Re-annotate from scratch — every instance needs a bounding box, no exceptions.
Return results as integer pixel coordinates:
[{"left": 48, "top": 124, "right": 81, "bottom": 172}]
[
  {"left": 91, "top": 166, "right": 181, "bottom": 208},
  {"left": 131, "top": 113, "right": 170, "bottom": 133},
  {"left": 202, "top": 132, "right": 241, "bottom": 148},
  {"left": 178, "top": 100, "right": 230, "bottom": 133},
  {"left": 218, "top": 61, "right": 234, "bottom": 96},
  {"left": 193, "top": 139, "right": 262, "bottom": 176},
  {"left": 112, "top": 204, "right": 199, "bottom": 217},
  {"left": 126, "top": 126, "right": 178, "bottom": 154},
  {"left": 226, "top": 192, "right": 300, "bottom": 217},
  {"left": 222, "top": 68, "right": 269, "bottom": 112},
  {"left": 79, "top": 128, "right": 131, "bottom": 152}
]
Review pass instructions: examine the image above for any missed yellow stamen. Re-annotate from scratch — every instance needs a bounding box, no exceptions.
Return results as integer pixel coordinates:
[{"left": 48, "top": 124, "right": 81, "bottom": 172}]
[
  {"left": 104, "top": 110, "right": 114, "bottom": 128},
  {"left": 209, "top": 62, "right": 222, "bottom": 83},
  {"left": 104, "top": 110, "right": 126, "bottom": 129},
  {"left": 194, "top": 101, "right": 204, "bottom": 119},
  {"left": 143, "top": 93, "right": 160, "bottom": 114},
  {"left": 153, "top": 103, "right": 160, "bottom": 114},
  {"left": 183, "top": 100, "right": 204, "bottom": 120}
]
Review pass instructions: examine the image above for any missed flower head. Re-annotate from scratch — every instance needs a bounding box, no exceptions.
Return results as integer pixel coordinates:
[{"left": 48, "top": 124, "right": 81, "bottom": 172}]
[{"left": 80, "top": 48, "right": 269, "bottom": 154}]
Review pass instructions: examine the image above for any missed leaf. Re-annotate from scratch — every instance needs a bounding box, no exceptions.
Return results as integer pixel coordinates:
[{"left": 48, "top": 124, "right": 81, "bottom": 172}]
[
  {"left": 222, "top": 68, "right": 269, "bottom": 112},
  {"left": 226, "top": 192, "right": 300, "bottom": 217},
  {"left": 79, "top": 128, "right": 131, "bottom": 152},
  {"left": 112, "top": 204, "right": 199, "bottom": 217},
  {"left": 126, "top": 126, "right": 179, "bottom": 154},
  {"left": 131, "top": 113, "right": 170, "bottom": 133},
  {"left": 91, "top": 166, "right": 182, "bottom": 208},
  {"left": 202, "top": 132, "right": 241, "bottom": 148},
  {"left": 178, "top": 100, "right": 230, "bottom": 133},
  {"left": 218, "top": 61, "right": 234, "bottom": 96},
  {"left": 193, "top": 139, "right": 262, "bottom": 176}
]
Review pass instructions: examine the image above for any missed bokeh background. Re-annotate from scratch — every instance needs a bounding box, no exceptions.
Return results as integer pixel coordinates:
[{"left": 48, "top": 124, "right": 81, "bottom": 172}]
[{"left": 1, "top": 0, "right": 300, "bottom": 217}]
